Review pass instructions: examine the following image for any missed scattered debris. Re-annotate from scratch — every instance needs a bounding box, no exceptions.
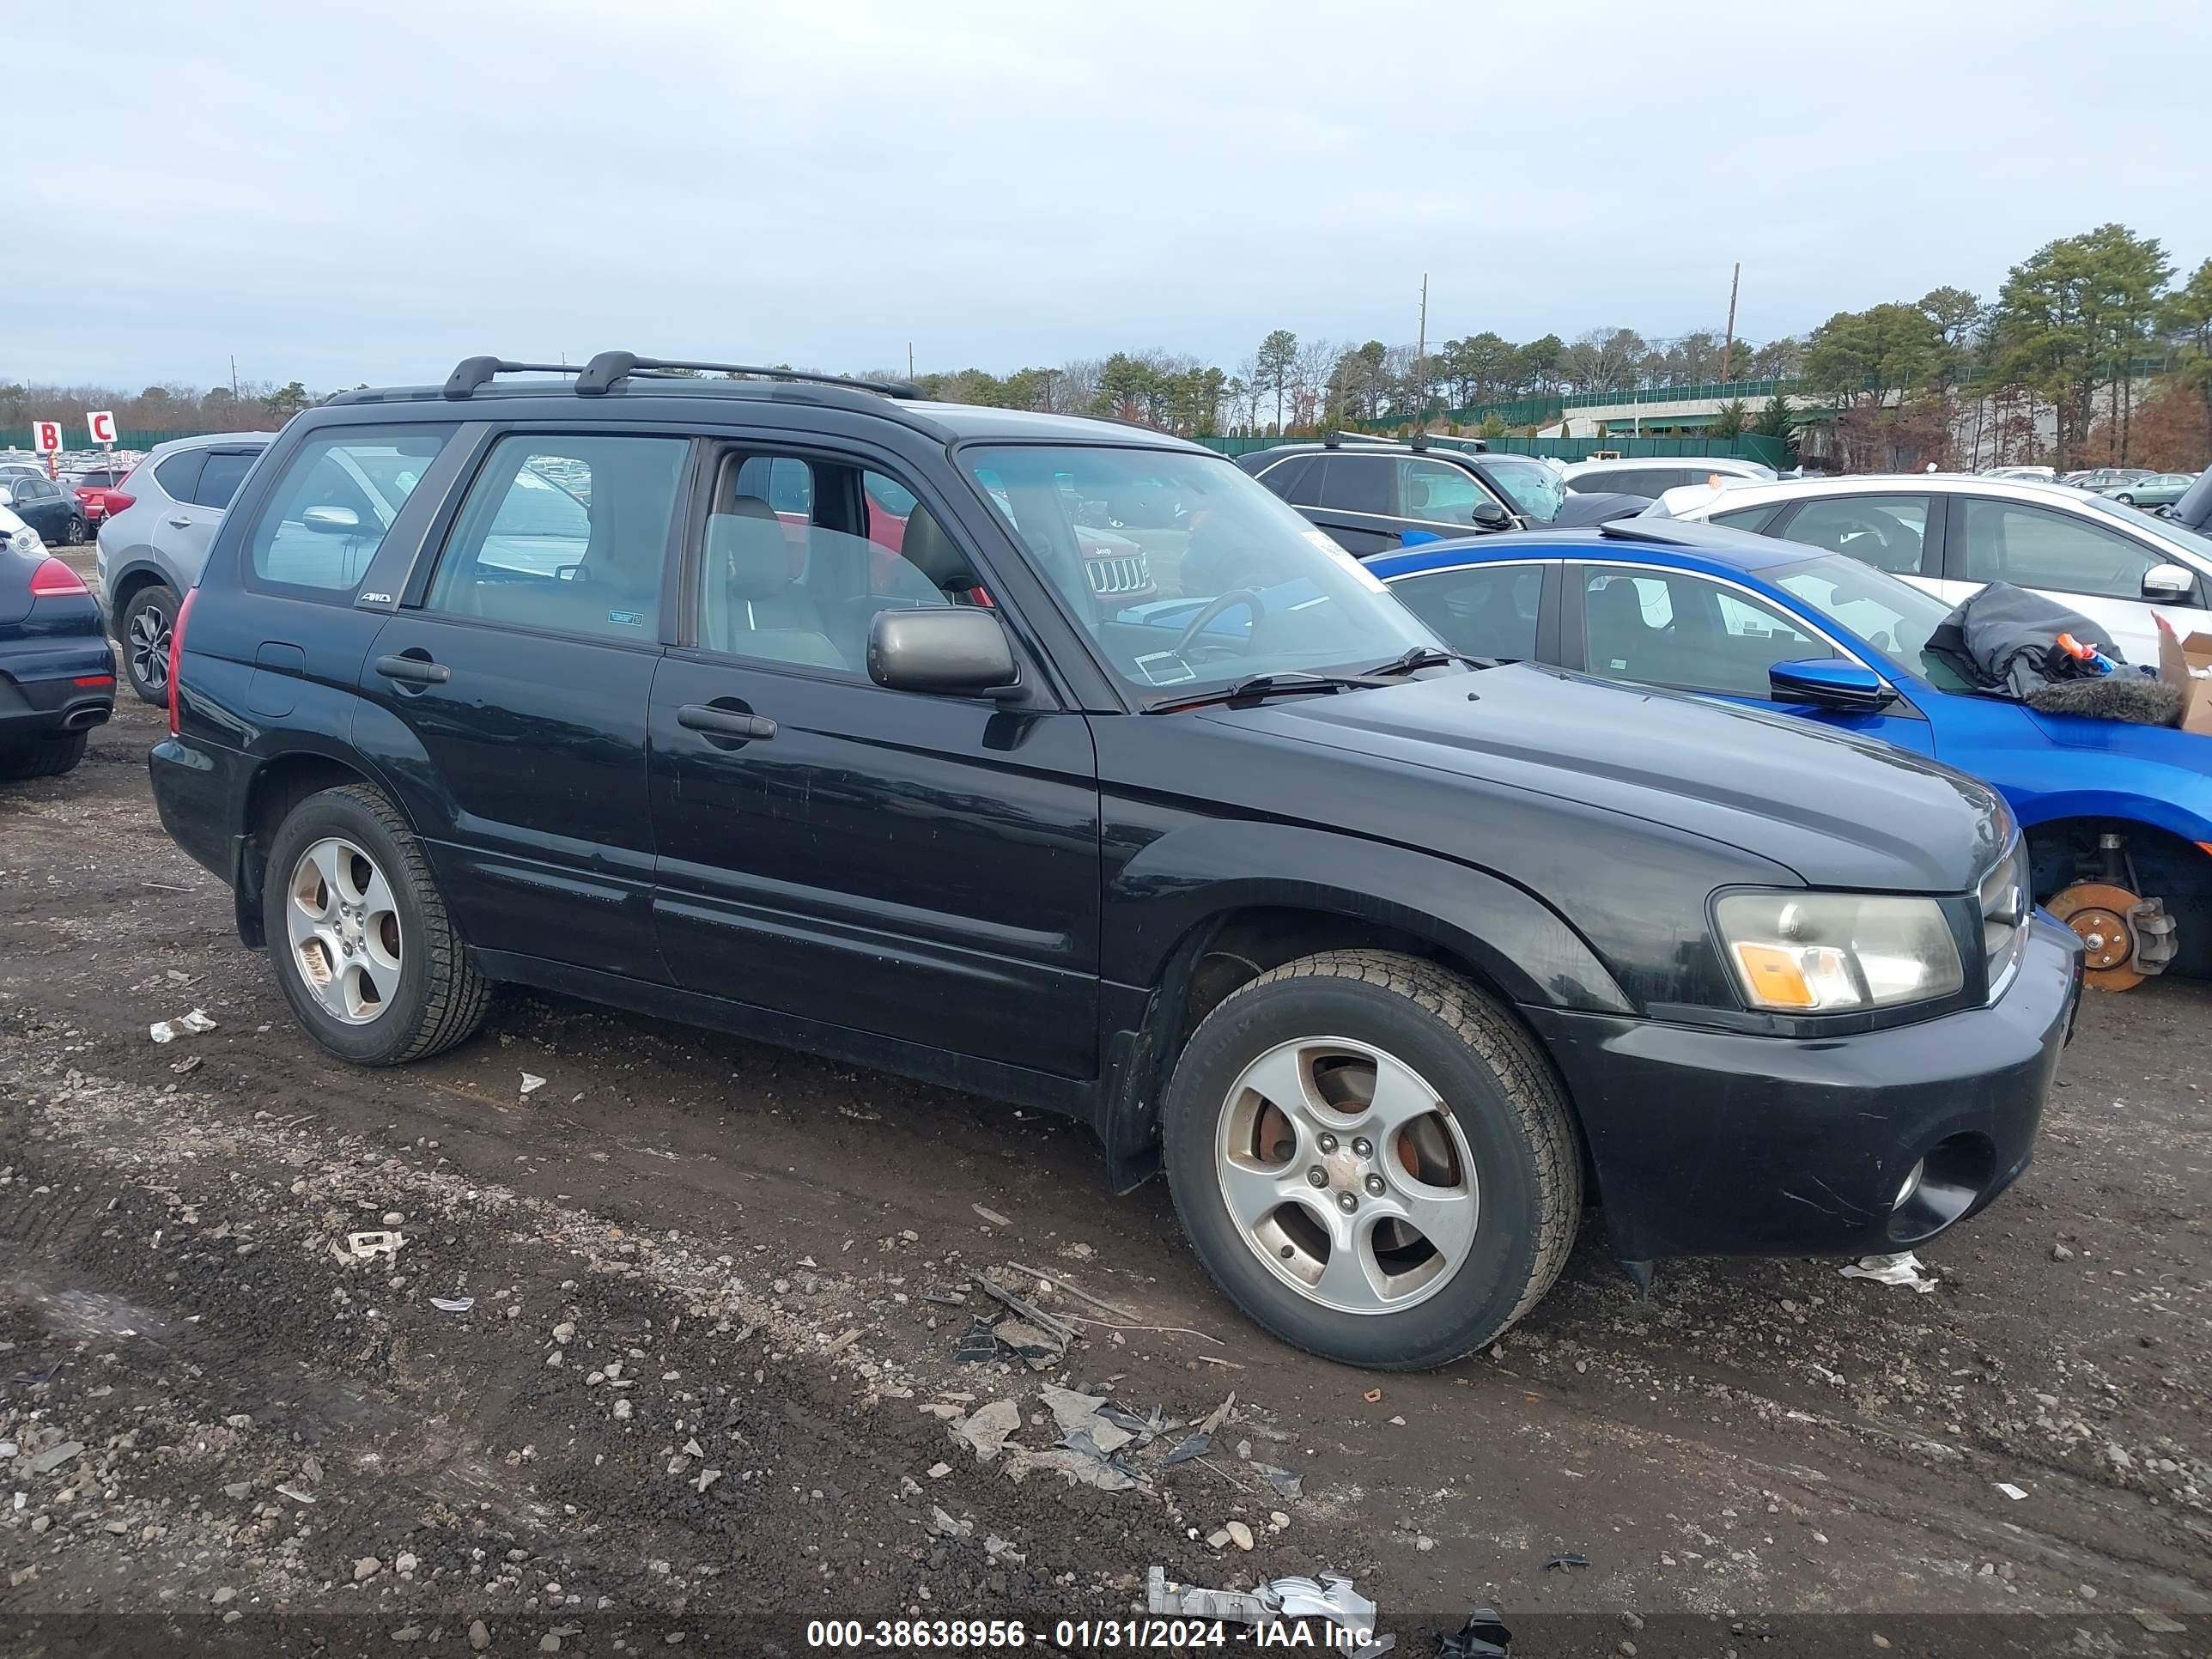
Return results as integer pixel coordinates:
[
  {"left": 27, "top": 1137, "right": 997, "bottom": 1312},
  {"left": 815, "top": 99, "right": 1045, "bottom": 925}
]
[
  {"left": 927, "top": 1505, "right": 971, "bottom": 1539},
  {"left": 1542, "top": 1552, "right": 1589, "bottom": 1572},
  {"left": 520, "top": 1073, "right": 546, "bottom": 1095},
  {"left": 26, "top": 1441, "right": 84, "bottom": 1476},
  {"left": 170, "top": 1054, "right": 203, "bottom": 1075},
  {"left": 149, "top": 1009, "right": 216, "bottom": 1043},
  {"left": 967, "top": 1274, "right": 1076, "bottom": 1341},
  {"left": 1005, "top": 1259, "right": 1145, "bottom": 1324},
  {"left": 2131, "top": 1612, "right": 2188, "bottom": 1635},
  {"left": 1163, "top": 1432, "right": 1212, "bottom": 1466},
  {"left": 1147, "top": 1567, "right": 1393, "bottom": 1656},
  {"left": 920, "top": 1291, "right": 967, "bottom": 1307},
  {"left": 1198, "top": 1392, "right": 1237, "bottom": 1435},
  {"left": 1840, "top": 1252, "right": 1939, "bottom": 1293},
  {"left": 989, "top": 1317, "right": 1067, "bottom": 1370},
  {"left": 430, "top": 1297, "right": 476, "bottom": 1314},
  {"left": 1437, "top": 1608, "right": 1513, "bottom": 1659},
  {"left": 1996, "top": 1481, "right": 2029, "bottom": 1501},
  {"left": 1363, "top": 1388, "right": 1383, "bottom": 1403},
  {"left": 274, "top": 1484, "right": 316, "bottom": 1505},
  {"left": 949, "top": 1398, "right": 1023, "bottom": 1463},
  {"left": 951, "top": 1326, "right": 1002, "bottom": 1364},
  {"left": 346, "top": 1231, "right": 403, "bottom": 1261},
  {"left": 927, "top": 1462, "right": 951, "bottom": 1480},
  {"left": 972, "top": 1203, "right": 1012, "bottom": 1228}
]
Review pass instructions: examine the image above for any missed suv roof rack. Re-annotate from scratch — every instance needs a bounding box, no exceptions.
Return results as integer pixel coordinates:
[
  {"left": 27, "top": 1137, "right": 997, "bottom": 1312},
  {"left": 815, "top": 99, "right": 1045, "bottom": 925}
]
[
  {"left": 442, "top": 358, "right": 584, "bottom": 399},
  {"left": 439, "top": 354, "right": 925, "bottom": 403},
  {"left": 573, "top": 352, "right": 922, "bottom": 400}
]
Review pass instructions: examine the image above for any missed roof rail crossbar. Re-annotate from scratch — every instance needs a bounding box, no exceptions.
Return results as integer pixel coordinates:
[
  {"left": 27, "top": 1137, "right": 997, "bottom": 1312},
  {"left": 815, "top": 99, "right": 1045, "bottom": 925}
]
[
  {"left": 574, "top": 352, "right": 921, "bottom": 400},
  {"left": 442, "top": 357, "right": 583, "bottom": 399}
]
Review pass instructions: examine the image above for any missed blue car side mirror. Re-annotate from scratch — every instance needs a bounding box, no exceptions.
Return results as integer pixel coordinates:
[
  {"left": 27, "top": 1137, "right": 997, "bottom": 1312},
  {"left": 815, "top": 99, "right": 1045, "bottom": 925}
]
[{"left": 1770, "top": 658, "right": 1897, "bottom": 711}]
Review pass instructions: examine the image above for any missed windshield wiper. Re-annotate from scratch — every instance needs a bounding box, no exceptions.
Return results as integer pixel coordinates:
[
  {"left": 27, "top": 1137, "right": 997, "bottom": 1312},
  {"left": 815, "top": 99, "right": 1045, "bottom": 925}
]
[
  {"left": 1361, "top": 645, "right": 1498, "bottom": 676},
  {"left": 1143, "top": 670, "right": 1393, "bottom": 714}
]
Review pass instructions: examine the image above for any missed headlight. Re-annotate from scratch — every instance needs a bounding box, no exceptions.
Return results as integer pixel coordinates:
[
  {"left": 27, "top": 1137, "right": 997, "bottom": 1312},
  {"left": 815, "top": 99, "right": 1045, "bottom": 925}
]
[
  {"left": 1717, "top": 891, "right": 1964, "bottom": 1012},
  {"left": 9, "top": 528, "right": 38, "bottom": 555}
]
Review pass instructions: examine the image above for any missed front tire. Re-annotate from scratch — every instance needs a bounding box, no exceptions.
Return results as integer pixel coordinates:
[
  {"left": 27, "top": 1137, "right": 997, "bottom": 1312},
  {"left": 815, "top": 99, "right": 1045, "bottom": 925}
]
[
  {"left": 261, "top": 783, "right": 489, "bottom": 1065},
  {"left": 1162, "top": 950, "right": 1582, "bottom": 1370},
  {"left": 120, "top": 583, "right": 179, "bottom": 705}
]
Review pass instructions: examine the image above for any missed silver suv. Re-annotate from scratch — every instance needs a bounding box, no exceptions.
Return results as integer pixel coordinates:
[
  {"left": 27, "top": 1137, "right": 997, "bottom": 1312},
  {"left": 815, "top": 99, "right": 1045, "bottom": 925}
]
[{"left": 96, "top": 433, "right": 275, "bottom": 702}]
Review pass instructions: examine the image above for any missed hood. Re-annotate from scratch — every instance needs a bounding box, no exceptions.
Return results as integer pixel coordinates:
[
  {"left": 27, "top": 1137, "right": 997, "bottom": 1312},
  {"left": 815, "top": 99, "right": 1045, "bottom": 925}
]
[
  {"left": 1202, "top": 664, "right": 2007, "bottom": 893},
  {"left": 1548, "top": 490, "right": 1650, "bottom": 527}
]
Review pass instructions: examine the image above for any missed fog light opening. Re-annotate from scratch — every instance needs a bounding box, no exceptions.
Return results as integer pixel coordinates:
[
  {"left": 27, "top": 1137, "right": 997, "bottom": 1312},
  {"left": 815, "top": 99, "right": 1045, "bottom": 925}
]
[{"left": 1887, "top": 1133, "right": 1996, "bottom": 1245}]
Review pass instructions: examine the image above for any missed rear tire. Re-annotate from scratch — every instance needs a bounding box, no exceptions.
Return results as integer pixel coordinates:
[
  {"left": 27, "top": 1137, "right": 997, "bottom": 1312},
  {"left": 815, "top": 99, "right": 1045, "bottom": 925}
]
[
  {"left": 0, "top": 732, "right": 88, "bottom": 781},
  {"left": 119, "top": 582, "right": 179, "bottom": 706},
  {"left": 261, "top": 783, "right": 490, "bottom": 1065},
  {"left": 1161, "top": 949, "right": 1582, "bottom": 1370},
  {"left": 63, "top": 515, "right": 88, "bottom": 546}
]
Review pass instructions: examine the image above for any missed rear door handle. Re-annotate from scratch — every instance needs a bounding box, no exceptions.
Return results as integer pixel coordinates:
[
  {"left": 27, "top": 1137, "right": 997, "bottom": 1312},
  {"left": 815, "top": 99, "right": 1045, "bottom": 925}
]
[
  {"left": 374, "top": 654, "right": 450, "bottom": 685},
  {"left": 677, "top": 703, "right": 776, "bottom": 741},
  {"left": 167, "top": 516, "right": 193, "bottom": 528}
]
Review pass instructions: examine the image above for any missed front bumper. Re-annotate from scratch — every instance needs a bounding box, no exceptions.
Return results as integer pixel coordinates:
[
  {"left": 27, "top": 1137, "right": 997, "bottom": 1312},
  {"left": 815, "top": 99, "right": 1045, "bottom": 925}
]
[{"left": 1523, "top": 913, "right": 2083, "bottom": 1261}]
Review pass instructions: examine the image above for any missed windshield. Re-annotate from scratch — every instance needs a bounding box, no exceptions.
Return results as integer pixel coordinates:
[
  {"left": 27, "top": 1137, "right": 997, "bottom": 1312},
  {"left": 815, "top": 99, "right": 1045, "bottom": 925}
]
[
  {"left": 1483, "top": 457, "right": 1569, "bottom": 522},
  {"left": 1768, "top": 554, "right": 1974, "bottom": 692},
  {"left": 2075, "top": 489, "right": 2212, "bottom": 562},
  {"left": 962, "top": 444, "right": 1436, "bottom": 696}
]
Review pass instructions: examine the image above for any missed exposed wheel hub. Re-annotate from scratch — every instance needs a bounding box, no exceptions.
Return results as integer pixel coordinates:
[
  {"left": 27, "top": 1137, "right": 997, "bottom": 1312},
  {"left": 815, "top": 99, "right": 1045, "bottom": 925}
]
[{"left": 2047, "top": 880, "right": 2178, "bottom": 994}]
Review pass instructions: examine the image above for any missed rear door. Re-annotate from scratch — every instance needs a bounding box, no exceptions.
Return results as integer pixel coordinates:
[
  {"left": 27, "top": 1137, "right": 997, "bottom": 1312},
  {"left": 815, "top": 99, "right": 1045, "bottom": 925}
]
[
  {"left": 1766, "top": 492, "right": 1943, "bottom": 598},
  {"left": 1297, "top": 453, "right": 1403, "bottom": 556},
  {"left": 646, "top": 439, "right": 1103, "bottom": 1079},
  {"left": 356, "top": 429, "right": 691, "bottom": 982}
]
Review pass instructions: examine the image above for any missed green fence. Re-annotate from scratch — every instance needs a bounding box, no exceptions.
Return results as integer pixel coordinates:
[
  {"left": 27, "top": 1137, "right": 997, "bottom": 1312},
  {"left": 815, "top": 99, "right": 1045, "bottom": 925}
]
[{"left": 1195, "top": 432, "right": 1790, "bottom": 469}]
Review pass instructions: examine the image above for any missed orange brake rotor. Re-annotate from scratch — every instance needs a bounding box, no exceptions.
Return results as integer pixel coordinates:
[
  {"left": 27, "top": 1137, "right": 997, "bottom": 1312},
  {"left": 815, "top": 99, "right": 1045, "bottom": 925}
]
[{"left": 2046, "top": 881, "right": 2147, "bottom": 993}]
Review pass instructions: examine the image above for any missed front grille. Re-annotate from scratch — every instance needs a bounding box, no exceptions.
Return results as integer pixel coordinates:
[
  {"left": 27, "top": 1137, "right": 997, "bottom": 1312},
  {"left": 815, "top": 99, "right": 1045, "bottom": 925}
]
[
  {"left": 1085, "top": 553, "right": 1152, "bottom": 597},
  {"left": 1979, "top": 836, "right": 2030, "bottom": 1001}
]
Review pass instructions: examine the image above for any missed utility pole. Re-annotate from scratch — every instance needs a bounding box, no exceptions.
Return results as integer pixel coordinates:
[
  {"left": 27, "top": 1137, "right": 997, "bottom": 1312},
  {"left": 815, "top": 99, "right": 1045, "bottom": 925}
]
[
  {"left": 1720, "top": 263, "right": 1741, "bottom": 383},
  {"left": 229, "top": 355, "right": 240, "bottom": 402},
  {"left": 1414, "top": 274, "right": 1430, "bottom": 427},
  {"left": 907, "top": 343, "right": 915, "bottom": 381}
]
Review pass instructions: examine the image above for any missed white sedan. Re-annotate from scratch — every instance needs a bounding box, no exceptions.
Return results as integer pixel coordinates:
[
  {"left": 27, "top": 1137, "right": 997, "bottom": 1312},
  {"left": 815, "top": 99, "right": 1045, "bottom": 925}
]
[{"left": 1652, "top": 473, "right": 2212, "bottom": 666}]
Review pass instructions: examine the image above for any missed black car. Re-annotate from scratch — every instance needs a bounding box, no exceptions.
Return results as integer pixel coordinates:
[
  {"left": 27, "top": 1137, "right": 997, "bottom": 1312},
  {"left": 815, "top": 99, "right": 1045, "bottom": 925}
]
[
  {"left": 1, "top": 538, "right": 114, "bottom": 778},
  {"left": 0, "top": 466, "right": 93, "bottom": 546},
  {"left": 148, "top": 352, "right": 2080, "bottom": 1370},
  {"left": 1233, "top": 439, "right": 1648, "bottom": 558}
]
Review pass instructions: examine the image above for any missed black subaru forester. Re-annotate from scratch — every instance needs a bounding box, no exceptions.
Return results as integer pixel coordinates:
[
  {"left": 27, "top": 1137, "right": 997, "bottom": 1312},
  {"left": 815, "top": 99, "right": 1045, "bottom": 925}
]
[{"left": 149, "top": 353, "right": 2082, "bottom": 1370}]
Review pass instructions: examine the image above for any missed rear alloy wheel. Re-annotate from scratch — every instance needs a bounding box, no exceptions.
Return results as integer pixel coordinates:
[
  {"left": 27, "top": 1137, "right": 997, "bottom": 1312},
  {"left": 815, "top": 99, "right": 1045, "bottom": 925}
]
[
  {"left": 63, "top": 515, "right": 88, "bottom": 546},
  {"left": 262, "top": 784, "right": 489, "bottom": 1064},
  {"left": 1163, "top": 950, "right": 1582, "bottom": 1370},
  {"left": 121, "top": 583, "right": 179, "bottom": 705}
]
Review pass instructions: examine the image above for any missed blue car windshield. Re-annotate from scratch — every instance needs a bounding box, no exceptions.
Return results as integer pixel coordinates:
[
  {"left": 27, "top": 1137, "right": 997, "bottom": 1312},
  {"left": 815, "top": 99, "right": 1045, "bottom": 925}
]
[
  {"left": 1767, "top": 555, "right": 1976, "bottom": 692},
  {"left": 962, "top": 444, "right": 1437, "bottom": 696}
]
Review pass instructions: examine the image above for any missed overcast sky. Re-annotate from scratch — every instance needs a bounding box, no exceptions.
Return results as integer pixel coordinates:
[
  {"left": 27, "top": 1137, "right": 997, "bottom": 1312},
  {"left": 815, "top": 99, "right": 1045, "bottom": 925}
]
[{"left": 9, "top": 0, "right": 2209, "bottom": 392}]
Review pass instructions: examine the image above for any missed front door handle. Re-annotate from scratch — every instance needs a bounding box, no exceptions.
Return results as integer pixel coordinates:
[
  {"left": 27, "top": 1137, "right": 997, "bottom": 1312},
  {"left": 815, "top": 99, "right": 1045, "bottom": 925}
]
[
  {"left": 678, "top": 703, "right": 777, "bottom": 741},
  {"left": 374, "top": 653, "right": 450, "bottom": 686}
]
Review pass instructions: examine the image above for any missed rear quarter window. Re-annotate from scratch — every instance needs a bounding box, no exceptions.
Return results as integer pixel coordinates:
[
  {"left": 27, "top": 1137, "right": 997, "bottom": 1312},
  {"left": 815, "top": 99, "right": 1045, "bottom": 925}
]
[{"left": 243, "top": 427, "right": 456, "bottom": 596}]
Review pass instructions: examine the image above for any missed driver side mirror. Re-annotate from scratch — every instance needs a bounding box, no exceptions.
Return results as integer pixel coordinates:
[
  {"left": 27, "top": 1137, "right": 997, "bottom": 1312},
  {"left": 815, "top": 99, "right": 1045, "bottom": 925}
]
[
  {"left": 2142, "top": 562, "right": 2195, "bottom": 603},
  {"left": 301, "top": 505, "right": 362, "bottom": 535},
  {"left": 1770, "top": 658, "right": 1897, "bottom": 711},
  {"left": 1470, "top": 500, "right": 1513, "bottom": 532},
  {"left": 869, "top": 607, "right": 1021, "bottom": 699}
]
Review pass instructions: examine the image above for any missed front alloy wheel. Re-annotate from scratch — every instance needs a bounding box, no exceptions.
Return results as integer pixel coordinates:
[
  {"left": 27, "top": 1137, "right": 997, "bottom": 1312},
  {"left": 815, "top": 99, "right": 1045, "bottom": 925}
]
[
  {"left": 1218, "top": 1037, "right": 1478, "bottom": 1314},
  {"left": 286, "top": 836, "right": 404, "bottom": 1024}
]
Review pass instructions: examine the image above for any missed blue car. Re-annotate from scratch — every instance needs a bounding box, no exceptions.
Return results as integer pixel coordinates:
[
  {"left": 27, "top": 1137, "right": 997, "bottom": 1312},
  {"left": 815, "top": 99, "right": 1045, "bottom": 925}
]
[{"left": 1367, "top": 518, "right": 2212, "bottom": 990}]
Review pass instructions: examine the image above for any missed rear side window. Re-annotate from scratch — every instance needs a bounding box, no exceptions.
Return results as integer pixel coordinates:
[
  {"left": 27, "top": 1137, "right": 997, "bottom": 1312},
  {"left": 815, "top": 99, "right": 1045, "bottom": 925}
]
[
  {"left": 154, "top": 449, "right": 206, "bottom": 503},
  {"left": 1389, "top": 563, "right": 1543, "bottom": 659},
  {"left": 246, "top": 427, "right": 454, "bottom": 594},
  {"left": 1317, "top": 454, "right": 1390, "bottom": 515},
  {"left": 428, "top": 434, "right": 687, "bottom": 641},
  {"left": 1255, "top": 455, "right": 1315, "bottom": 503},
  {"left": 191, "top": 450, "right": 260, "bottom": 509}
]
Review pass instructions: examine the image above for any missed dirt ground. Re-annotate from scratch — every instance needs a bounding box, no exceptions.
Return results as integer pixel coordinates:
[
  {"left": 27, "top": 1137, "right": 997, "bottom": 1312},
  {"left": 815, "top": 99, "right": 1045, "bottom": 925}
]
[{"left": 3, "top": 621, "right": 2207, "bottom": 1655}]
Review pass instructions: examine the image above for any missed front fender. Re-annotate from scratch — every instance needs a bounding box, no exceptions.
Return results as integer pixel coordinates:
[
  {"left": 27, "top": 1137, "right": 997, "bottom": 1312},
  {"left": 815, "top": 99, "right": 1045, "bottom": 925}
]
[
  {"left": 1104, "top": 819, "right": 1633, "bottom": 1014},
  {"left": 2005, "top": 768, "right": 2212, "bottom": 849}
]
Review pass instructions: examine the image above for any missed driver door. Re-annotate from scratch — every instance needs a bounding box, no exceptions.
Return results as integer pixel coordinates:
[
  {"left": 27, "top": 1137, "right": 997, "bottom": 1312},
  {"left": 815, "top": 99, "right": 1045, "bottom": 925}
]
[{"left": 1566, "top": 564, "right": 1935, "bottom": 756}]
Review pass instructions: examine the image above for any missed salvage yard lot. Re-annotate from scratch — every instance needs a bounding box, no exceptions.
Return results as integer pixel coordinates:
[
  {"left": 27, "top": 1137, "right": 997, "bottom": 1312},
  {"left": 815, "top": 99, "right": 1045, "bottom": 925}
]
[{"left": 3, "top": 696, "right": 2209, "bottom": 1651}]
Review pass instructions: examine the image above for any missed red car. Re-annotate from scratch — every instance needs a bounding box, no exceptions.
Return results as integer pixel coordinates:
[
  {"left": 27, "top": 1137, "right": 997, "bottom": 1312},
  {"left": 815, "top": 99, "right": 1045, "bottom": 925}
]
[{"left": 62, "top": 462, "right": 137, "bottom": 525}]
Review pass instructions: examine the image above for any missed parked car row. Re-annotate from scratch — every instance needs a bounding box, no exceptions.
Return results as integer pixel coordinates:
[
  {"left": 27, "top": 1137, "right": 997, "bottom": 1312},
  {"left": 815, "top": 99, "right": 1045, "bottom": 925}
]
[{"left": 120, "top": 355, "right": 2081, "bottom": 1373}]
